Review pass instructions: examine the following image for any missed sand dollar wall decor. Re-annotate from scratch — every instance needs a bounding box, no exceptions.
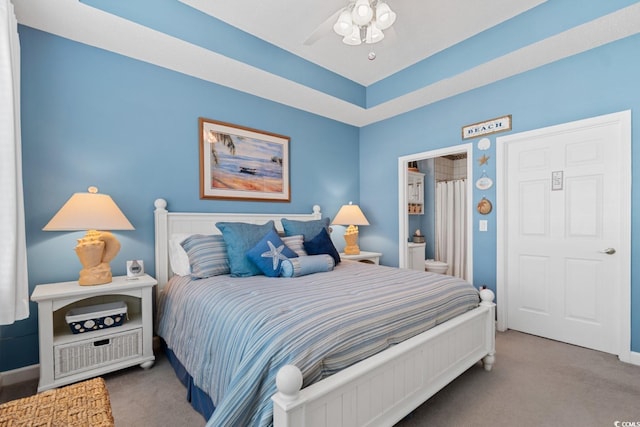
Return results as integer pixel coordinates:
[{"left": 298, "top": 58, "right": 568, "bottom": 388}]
[{"left": 477, "top": 197, "right": 493, "bottom": 215}]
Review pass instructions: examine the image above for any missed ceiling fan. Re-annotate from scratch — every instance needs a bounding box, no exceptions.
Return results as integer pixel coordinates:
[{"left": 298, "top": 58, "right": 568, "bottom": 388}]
[{"left": 304, "top": 0, "right": 397, "bottom": 47}]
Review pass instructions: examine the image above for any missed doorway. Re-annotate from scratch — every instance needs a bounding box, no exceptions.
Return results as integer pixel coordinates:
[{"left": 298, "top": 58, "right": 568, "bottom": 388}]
[
  {"left": 496, "top": 110, "right": 631, "bottom": 359},
  {"left": 398, "top": 144, "right": 474, "bottom": 283}
]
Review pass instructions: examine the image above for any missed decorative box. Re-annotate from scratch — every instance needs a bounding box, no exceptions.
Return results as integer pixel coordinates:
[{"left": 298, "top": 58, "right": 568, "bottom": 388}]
[{"left": 65, "top": 301, "right": 127, "bottom": 334}]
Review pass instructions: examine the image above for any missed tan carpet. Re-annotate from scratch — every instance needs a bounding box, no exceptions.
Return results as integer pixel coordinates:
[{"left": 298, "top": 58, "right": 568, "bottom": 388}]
[
  {"left": 397, "top": 330, "right": 640, "bottom": 427},
  {"left": 2, "top": 330, "right": 639, "bottom": 426}
]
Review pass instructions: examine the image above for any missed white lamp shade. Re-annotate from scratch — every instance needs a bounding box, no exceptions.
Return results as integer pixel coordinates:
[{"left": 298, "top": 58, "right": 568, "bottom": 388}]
[
  {"left": 365, "top": 23, "right": 384, "bottom": 44},
  {"left": 351, "top": 0, "right": 373, "bottom": 26},
  {"left": 332, "top": 202, "right": 370, "bottom": 226},
  {"left": 375, "top": 2, "right": 396, "bottom": 30},
  {"left": 342, "top": 26, "right": 362, "bottom": 45},
  {"left": 43, "top": 187, "right": 134, "bottom": 231},
  {"left": 333, "top": 10, "right": 354, "bottom": 36}
]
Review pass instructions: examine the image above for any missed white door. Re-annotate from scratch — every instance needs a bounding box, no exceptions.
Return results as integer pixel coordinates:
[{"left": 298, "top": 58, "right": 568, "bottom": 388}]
[{"left": 498, "top": 111, "right": 630, "bottom": 355}]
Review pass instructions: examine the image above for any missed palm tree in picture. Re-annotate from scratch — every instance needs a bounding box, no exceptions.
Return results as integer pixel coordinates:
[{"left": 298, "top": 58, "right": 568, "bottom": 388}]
[{"left": 207, "top": 130, "right": 236, "bottom": 165}]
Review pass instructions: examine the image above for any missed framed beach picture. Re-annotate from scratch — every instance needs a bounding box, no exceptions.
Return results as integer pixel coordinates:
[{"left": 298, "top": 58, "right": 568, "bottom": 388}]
[{"left": 199, "top": 118, "right": 290, "bottom": 202}]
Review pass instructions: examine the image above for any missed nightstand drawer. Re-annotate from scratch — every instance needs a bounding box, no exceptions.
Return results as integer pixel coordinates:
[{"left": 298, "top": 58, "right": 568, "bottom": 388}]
[{"left": 54, "top": 328, "right": 142, "bottom": 378}]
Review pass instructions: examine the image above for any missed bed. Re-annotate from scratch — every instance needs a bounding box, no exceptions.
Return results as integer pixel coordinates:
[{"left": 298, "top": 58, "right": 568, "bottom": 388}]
[{"left": 153, "top": 199, "right": 495, "bottom": 427}]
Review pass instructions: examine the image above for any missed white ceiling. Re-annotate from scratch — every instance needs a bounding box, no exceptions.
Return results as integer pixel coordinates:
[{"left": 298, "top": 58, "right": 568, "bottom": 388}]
[
  {"left": 13, "top": 1, "right": 640, "bottom": 126},
  {"left": 179, "top": 0, "right": 547, "bottom": 86}
]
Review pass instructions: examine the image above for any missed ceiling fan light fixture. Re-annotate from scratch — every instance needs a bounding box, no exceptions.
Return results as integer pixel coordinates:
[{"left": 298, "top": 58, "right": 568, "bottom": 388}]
[
  {"left": 343, "top": 25, "right": 362, "bottom": 45},
  {"left": 351, "top": 0, "right": 373, "bottom": 26},
  {"left": 333, "top": 9, "right": 354, "bottom": 36},
  {"left": 332, "top": 0, "right": 396, "bottom": 50},
  {"left": 375, "top": 2, "right": 396, "bottom": 30},
  {"left": 365, "top": 23, "right": 384, "bottom": 44}
]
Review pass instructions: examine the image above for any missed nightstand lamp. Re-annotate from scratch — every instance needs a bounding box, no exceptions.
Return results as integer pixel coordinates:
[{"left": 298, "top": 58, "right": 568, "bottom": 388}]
[
  {"left": 43, "top": 186, "right": 134, "bottom": 286},
  {"left": 332, "top": 202, "right": 369, "bottom": 255}
]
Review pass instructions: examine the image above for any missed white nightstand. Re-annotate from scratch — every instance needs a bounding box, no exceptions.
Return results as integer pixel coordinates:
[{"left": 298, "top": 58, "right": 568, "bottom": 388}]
[
  {"left": 31, "top": 274, "right": 157, "bottom": 392},
  {"left": 340, "top": 251, "right": 382, "bottom": 265}
]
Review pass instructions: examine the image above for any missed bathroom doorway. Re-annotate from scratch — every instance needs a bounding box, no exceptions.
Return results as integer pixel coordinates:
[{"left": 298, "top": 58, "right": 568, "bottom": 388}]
[{"left": 398, "top": 144, "right": 474, "bottom": 282}]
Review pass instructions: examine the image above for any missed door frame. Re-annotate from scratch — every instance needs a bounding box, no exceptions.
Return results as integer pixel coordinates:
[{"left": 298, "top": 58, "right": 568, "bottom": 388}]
[
  {"left": 398, "top": 143, "right": 474, "bottom": 284},
  {"left": 496, "top": 110, "right": 632, "bottom": 361}
]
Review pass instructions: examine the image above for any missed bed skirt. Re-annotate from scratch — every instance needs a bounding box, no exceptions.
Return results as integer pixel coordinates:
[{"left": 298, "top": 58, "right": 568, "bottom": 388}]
[{"left": 164, "top": 344, "right": 215, "bottom": 421}]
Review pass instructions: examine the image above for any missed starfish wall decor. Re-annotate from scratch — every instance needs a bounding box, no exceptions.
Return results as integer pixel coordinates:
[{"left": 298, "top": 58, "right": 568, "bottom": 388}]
[{"left": 478, "top": 154, "right": 490, "bottom": 166}]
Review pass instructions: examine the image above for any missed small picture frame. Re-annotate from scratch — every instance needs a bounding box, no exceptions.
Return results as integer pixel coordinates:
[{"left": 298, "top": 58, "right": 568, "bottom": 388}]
[{"left": 126, "top": 260, "right": 144, "bottom": 277}]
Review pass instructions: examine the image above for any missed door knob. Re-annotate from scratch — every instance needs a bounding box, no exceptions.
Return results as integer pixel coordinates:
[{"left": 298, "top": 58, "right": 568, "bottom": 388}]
[{"left": 600, "top": 248, "right": 616, "bottom": 255}]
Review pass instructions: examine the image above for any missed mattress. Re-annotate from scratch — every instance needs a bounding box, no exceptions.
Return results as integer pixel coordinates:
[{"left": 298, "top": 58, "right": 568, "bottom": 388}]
[{"left": 157, "top": 260, "right": 479, "bottom": 426}]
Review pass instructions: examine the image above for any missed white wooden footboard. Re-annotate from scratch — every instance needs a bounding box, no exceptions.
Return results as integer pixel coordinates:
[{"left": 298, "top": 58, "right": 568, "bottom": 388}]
[{"left": 272, "top": 290, "right": 496, "bottom": 427}]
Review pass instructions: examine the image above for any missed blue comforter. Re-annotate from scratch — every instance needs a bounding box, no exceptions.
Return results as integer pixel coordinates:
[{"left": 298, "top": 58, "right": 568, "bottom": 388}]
[{"left": 157, "top": 260, "right": 479, "bottom": 426}]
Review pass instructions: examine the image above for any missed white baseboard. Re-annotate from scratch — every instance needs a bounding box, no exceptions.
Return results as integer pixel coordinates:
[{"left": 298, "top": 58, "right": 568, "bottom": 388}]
[
  {"left": 0, "top": 364, "right": 39, "bottom": 387},
  {"left": 620, "top": 350, "right": 640, "bottom": 366}
]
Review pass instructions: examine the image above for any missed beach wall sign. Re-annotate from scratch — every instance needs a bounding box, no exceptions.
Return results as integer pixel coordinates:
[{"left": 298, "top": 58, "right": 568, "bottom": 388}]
[{"left": 462, "top": 115, "right": 512, "bottom": 139}]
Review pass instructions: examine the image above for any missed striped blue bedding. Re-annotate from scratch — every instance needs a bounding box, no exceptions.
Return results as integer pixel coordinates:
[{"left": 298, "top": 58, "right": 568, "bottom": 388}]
[{"left": 157, "top": 260, "right": 479, "bottom": 427}]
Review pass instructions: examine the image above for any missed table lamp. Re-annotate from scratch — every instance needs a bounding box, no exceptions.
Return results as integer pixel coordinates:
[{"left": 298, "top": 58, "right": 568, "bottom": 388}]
[
  {"left": 331, "top": 202, "right": 369, "bottom": 255},
  {"left": 43, "top": 186, "right": 134, "bottom": 286}
]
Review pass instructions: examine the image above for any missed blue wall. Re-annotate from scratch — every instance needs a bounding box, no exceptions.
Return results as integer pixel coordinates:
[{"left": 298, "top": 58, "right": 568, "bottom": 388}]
[
  {"left": 3, "top": 5, "right": 640, "bottom": 372},
  {"left": 359, "top": 33, "right": 640, "bottom": 352},
  {"left": 0, "top": 27, "right": 359, "bottom": 371}
]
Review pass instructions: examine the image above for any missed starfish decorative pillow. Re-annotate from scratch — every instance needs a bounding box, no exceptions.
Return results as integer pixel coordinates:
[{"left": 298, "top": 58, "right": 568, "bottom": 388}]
[{"left": 246, "top": 229, "right": 299, "bottom": 277}]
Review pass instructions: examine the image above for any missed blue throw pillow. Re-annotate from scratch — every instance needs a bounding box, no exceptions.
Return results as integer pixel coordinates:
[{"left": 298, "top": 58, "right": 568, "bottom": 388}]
[
  {"left": 246, "top": 229, "right": 298, "bottom": 277},
  {"left": 216, "top": 221, "right": 276, "bottom": 277},
  {"left": 281, "top": 217, "right": 330, "bottom": 241},
  {"left": 280, "top": 254, "right": 335, "bottom": 277},
  {"left": 303, "top": 228, "right": 341, "bottom": 265}
]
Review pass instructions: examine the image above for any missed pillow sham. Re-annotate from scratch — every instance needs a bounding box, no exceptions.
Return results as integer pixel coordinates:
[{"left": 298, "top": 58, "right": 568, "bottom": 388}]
[
  {"left": 168, "top": 233, "right": 192, "bottom": 276},
  {"left": 281, "top": 217, "right": 330, "bottom": 241},
  {"left": 180, "top": 234, "right": 230, "bottom": 279},
  {"left": 281, "top": 234, "right": 307, "bottom": 257},
  {"left": 246, "top": 229, "right": 298, "bottom": 277},
  {"left": 280, "top": 254, "right": 335, "bottom": 277},
  {"left": 216, "top": 221, "right": 276, "bottom": 277},
  {"left": 303, "top": 227, "right": 341, "bottom": 265}
]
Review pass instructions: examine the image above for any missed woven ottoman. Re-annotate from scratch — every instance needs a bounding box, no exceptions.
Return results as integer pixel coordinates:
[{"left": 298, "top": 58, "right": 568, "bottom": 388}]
[{"left": 0, "top": 377, "right": 114, "bottom": 426}]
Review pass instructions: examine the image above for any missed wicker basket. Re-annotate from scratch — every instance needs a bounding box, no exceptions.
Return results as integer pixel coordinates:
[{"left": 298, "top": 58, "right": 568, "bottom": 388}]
[
  {"left": 55, "top": 328, "right": 142, "bottom": 378},
  {"left": 0, "top": 377, "right": 114, "bottom": 426}
]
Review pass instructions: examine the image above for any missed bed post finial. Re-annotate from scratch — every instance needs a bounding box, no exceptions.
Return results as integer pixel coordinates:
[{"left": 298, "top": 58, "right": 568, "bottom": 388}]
[
  {"left": 479, "top": 287, "right": 495, "bottom": 306},
  {"left": 154, "top": 198, "right": 167, "bottom": 212},
  {"left": 275, "top": 365, "right": 303, "bottom": 402}
]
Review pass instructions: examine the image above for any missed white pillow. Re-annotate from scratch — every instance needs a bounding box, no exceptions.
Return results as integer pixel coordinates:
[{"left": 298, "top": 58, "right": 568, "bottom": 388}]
[{"left": 168, "top": 233, "right": 193, "bottom": 276}]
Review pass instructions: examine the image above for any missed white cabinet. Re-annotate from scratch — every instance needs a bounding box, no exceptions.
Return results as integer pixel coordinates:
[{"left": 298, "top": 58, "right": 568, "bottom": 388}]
[
  {"left": 31, "top": 274, "right": 157, "bottom": 392},
  {"left": 408, "top": 171, "right": 425, "bottom": 215},
  {"left": 407, "top": 242, "right": 426, "bottom": 271}
]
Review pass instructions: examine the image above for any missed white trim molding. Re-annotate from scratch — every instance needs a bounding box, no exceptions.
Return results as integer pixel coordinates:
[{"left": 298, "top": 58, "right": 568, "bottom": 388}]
[{"left": 13, "top": 1, "right": 640, "bottom": 127}]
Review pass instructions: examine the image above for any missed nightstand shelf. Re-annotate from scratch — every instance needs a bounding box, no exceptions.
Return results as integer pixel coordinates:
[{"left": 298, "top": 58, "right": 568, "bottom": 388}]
[
  {"left": 340, "top": 251, "right": 382, "bottom": 265},
  {"left": 31, "top": 274, "right": 157, "bottom": 392},
  {"left": 52, "top": 313, "right": 143, "bottom": 346}
]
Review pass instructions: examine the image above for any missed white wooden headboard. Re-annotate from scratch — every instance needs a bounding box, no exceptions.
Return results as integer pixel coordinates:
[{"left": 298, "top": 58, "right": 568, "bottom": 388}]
[{"left": 153, "top": 198, "right": 322, "bottom": 290}]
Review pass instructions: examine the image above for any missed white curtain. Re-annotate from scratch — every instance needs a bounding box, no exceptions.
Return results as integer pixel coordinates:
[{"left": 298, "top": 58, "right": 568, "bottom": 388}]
[
  {"left": 0, "top": 0, "right": 29, "bottom": 325},
  {"left": 435, "top": 179, "right": 467, "bottom": 280}
]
